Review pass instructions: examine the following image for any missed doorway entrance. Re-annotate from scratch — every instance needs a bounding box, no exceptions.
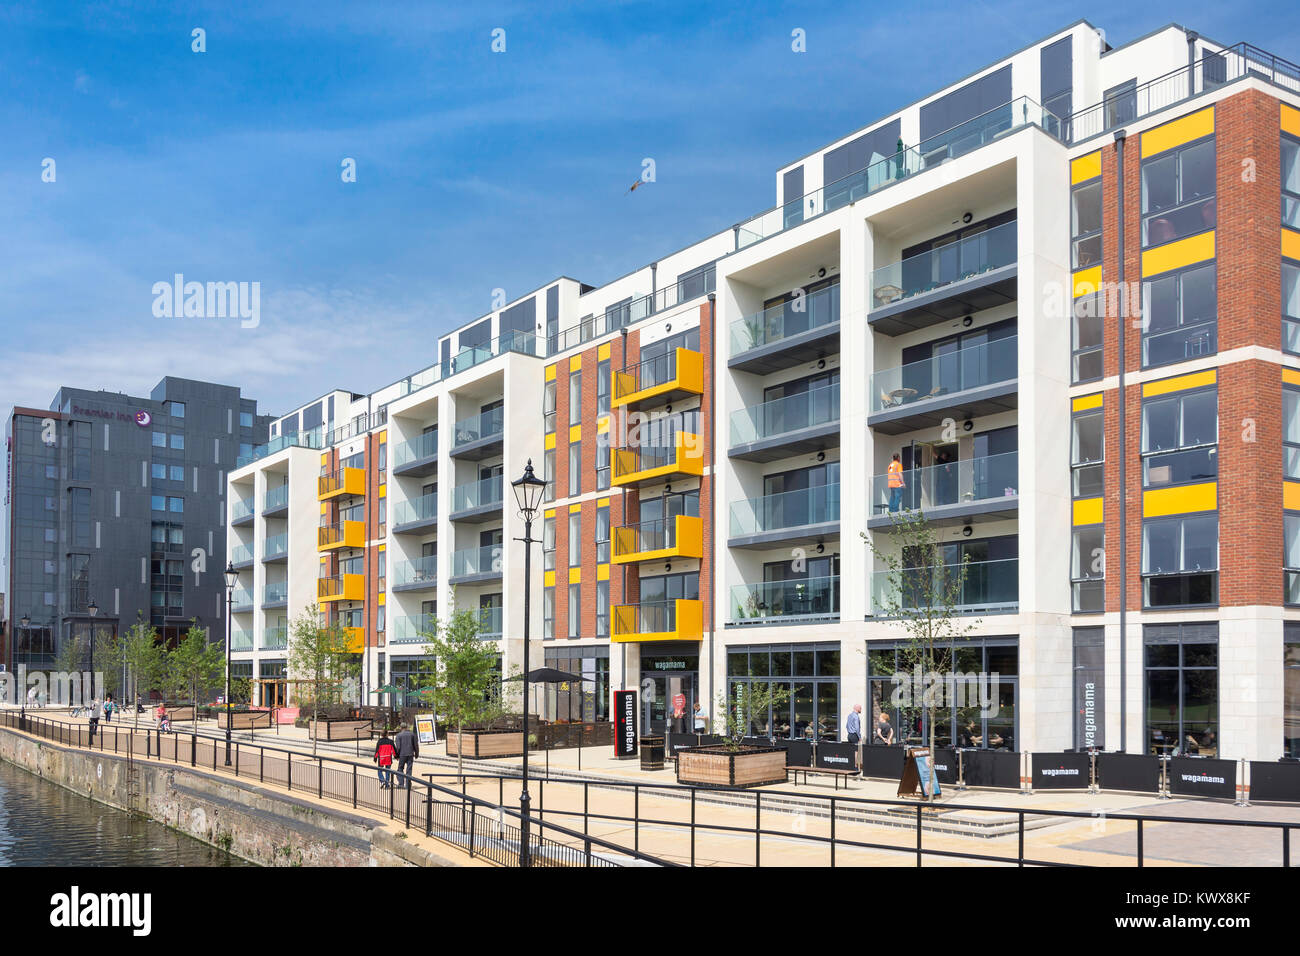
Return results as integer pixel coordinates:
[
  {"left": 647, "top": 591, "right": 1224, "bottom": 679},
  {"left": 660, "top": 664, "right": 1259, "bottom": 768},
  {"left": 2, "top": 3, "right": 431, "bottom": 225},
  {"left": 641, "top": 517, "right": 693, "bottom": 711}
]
[{"left": 640, "top": 645, "right": 700, "bottom": 735}]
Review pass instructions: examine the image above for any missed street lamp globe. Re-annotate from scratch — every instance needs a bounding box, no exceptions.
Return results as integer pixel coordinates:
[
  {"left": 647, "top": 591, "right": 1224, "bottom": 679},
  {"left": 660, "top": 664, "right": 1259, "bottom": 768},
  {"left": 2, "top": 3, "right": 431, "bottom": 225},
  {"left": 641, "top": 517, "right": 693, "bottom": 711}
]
[
  {"left": 87, "top": 599, "right": 98, "bottom": 618},
  {"left": 224, "top": 561, "right": 239, "bottom": 592},
  {"left": 511, "top": 459, "right": 546, "bottom": 520}
]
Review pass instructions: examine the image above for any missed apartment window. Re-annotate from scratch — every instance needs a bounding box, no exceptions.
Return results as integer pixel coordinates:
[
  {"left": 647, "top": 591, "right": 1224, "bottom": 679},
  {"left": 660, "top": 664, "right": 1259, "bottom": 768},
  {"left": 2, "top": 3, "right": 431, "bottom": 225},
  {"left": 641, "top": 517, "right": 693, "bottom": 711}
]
[
  {"left": 569, "top": 370, "right": 582, "bottom": 425},
  {"left": 170, "top": 465, "right": 184, "bottom": 482},
  {"left": 543, "top": 449, "right": 555, "bottom": 502},
  {"left": 1142, "top": 513, "right": 1218, "bottom": 608},
  {"left": 1071, "top": 526, "right": 1105, "bottom": 613},
  {"left": 677, "top": 262, "right": 716, "bottom": 301},
  {"left": 378, "top": 442, "right": 387, "bottom": 472},
  {"left": 240, "top": 411, "right": 253, "bottom": 428},
  {"left": 69, "top": 488, "right": 91, "bottom": 548},
  {"left": 377, "top": 606, "right": 385, "bottom": 633},
  {"left": 1284, "top": 133, "right": 1300, "bottom": 230},
  {"left": 169, "top": 401, "right": 185, "bottom": 418},
  {"left": 1144, "top": 622, "right": 1218, "bottom": 756},
  {"left": 151, "top": 463, "right": 167, "bottom": 480},
  {"left": 1142, "top": 262, "right": 1216, "bottom": 369},
  {"left": 1104, "top": 79, "right": 1136, "bottom": 130},
  {"left": 544, "top": 380, "right": 557, "bottom": 433},
  {"left": 596, "top": 503, "right": 610, "bottom": 564},
  {"left": 1071, "top": 178, "right": 1101, "bottom": 269},
  {"left": 1141, "top": 386, "right": 1217, "bottom": 488},
  {"left": 543, "top": 515, "right": 555, "bottom": 571},
  {"left": 596, "top": 580, "right": 609, "bottom": 638},
  {"left": 1284, "top": 261, "right": 1300, "bottom": 355},
  {"left": 543, "top": 586, "right": 555, "bottom": 640},
  {"left": 595, "top": 429, "right": 610, "bottom": 491},
  {"left": 168, "top": 496, "right": 184, "bottom": 513},
  {"left": 170, "top": 434, "right": 184, "bottom": 450},
  {"left": 1072, "top": 292, "right": 1103, "bottom": 383},
  {"left": 1286, "top": 514, "right": 1300, "bottom": 605},
  {"left": 152, "top": 494, "right": 166, "bottom": 512},
  {"left": 1287, "top": 385, "right": 1300, "bottom": 480},
  {"left": 152, "top": 431, "right": 166, "bottom": 448},
  {"left": 1142, "top": 137, "right": 1215, "bottom": 247},
  {"left": 568, "top": 511, "right": 581, "bottom": 566},
  {"left": 568, "top": 583, "right": 581, "bottom": 638},
  {"left": 1071, "top": 408, "right": 1103, "bottom": 497},
  {"left": 568, "top": 441, "right": 581, "bottom": 497},
  {"left": 1286, "top": 624, "right": 1300, "bottom": 757},
  {"left": 597, "top": 359, "right": 610, "bottom": 416}
]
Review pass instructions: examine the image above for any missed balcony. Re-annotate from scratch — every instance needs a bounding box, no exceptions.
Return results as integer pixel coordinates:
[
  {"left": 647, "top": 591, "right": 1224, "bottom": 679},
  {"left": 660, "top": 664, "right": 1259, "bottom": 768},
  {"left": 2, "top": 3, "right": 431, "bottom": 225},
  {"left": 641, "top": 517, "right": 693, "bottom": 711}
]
[
  {"left": 261, "top": 626, "right": 288, "bottom": 651},
  {"left": 448, "top": 330, "right": 539, "bottom": 378},
  {"left": 611, "top": 433, "right": 704, "bottom": 488},
  {"left": 868, "top": 452, "right": 1019, "bottom": 529},
  {"left": 612, "top": 514, "right": 704, "bottom": 564},
  {"left": 343, "top": 627, "right": 365, "bottom": 654},
  {"left": 728, "top": 283, "right": 840, "bottom": 374},
  {"left": 390, "top": 614, "right": 436, "bottom": 645},
  {"left": 870, "top": 220, "right": 1018, "bottom": 336},
  {"left": 231, "top": 497, "right": 255, "bottom": 527},
  {"left": 612, "top": 599, "right": 703, "bottom": 643},
  {"left": 391, "top": 429, "right": 439, "bottom": 477},
  {"left": 263, "top": 582, "right": 289, "bottom": 609},
  {"left": 231, "top": 630, "right": 254, "bottom": 653},
  {"left": 730, "top": 575, "right": 839, "bottom": 626},
  {"left": 475, "top": 606, "right": 503, "bottom": 638},
  {"left": 869, "top": 335, "right": 1018, "bottom": 434},
  {"left": 450, "top": 407, "right": 505, "bottom": 460},
  {"left": 729, "top": 384, "right": 839, "bottom": 461},
  {"left": 613, "top": 348, "right": 704, "bottom": 411},
  {"left": 231, "top": 587, "right": 254, "bottom": 612},
  {"left": 391, "top": 556, "right": 438, "bottom": 593},
  {"left": 318, "top": 467, "right": 366, "bottom": 500},
  {"left": 230, "top": 543, "right": 254, "bottom": 569},
  {"left": 318, "top": 574, "right": 364, "bottom": 603},
  {"left": 318, "top": 520, "right": 365, "bottom": 551},
  {"left": 729, "top": 483, "right": 840, "bottom": 549},
  {"left": 450, "top": 545, "right": 502, "bottom": 585},
  {"left": 450, "top": 474, "right": 504, "bottom": 522},
  {"left": 262, "top": 533, "right": 288, "bottom": 562},
  {"left": 553, "top": 267, "right": 716, "bottom": 352},
  {"left": 870, "top": 558, "right": 1018, "bottom": 616},
  {"left": 237, "top": 428, "right": 322, "bottom": 469},
  {"left": 392, "top": 493, "right": 438, "bottom": 534},
  {"left": 735, "top": 97, "right": 1061, "bottom": 249},
  {"left": 262, "top": 484, "right": 289, "bottom": 516}
]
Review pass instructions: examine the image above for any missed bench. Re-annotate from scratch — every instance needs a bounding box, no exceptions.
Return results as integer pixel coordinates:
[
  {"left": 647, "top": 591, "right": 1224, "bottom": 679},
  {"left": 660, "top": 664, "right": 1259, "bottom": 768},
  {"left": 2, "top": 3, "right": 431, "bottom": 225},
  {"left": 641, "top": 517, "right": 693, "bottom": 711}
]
[{"left": 790, "top": 766, "right": 859, "bottom": 790}]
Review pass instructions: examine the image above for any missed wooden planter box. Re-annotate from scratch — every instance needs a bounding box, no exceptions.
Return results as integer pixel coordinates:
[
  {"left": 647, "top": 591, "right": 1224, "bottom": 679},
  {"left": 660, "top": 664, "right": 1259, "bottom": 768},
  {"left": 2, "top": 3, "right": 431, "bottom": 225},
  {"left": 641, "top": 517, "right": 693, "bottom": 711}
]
[
  {"left": 308, "top": 718, "right": 372, "bottom": 741},
  {"left": 445, "top": 730, "right": 525, "bottom": 759},
  {"left": 167, "top": 706, "right": 195, "bottom": 722},
  {"left": 676, "top": 745, "right": 787, "bottom": 789},
  {"left": 217, "top": 710, "right": 273, "bottom": 730}
]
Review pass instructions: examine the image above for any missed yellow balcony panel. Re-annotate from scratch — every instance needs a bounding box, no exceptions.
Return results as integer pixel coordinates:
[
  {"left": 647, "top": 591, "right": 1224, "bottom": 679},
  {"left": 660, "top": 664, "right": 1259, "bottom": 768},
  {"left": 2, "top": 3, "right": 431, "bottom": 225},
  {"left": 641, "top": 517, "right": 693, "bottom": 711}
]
[
  {"left": 612, "top": 348, "right": 704, "bottom": 410},
  {"left": 611, "top": 432, "right": 704, "bottom": 488},
  {"left": 343, "top": 627, "right": 365, "bottom": 653},
  {"left": 318, "top": 467, "right": 366, "bottom": 500},
  {"left": 318, "top": 520, "right": 365, "bottom": 551},
  {"left": 611, "top": 599, "right": 703, "bottom": 643},
  {"left": 612, "top": 514, "right": 704, "bottom": 565},
  {"left": 318, "top": 573, "right": 365, "bottom": 602}
]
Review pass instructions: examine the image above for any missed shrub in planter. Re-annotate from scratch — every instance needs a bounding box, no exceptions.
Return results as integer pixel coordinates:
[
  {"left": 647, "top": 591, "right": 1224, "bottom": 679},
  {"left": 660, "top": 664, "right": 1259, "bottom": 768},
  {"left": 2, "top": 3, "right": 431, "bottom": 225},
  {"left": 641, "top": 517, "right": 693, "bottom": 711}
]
[{"left": 676, "top": 682, "right": 791, "bottom": 789}]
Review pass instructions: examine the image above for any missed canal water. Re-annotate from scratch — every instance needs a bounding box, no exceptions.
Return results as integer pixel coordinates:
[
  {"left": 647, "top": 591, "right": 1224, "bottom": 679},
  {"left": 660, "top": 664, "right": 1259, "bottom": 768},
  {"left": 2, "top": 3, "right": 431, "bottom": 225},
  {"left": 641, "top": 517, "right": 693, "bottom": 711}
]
[{"left": 0, "top": 758, "right": 251, "bottom": 866}]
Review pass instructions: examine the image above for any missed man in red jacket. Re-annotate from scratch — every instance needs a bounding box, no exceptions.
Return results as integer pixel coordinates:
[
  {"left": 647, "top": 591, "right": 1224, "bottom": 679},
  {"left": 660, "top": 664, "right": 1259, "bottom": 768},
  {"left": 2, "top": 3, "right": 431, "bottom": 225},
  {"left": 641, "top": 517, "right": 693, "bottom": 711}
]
[{"left": 374, "top": 732, "right": 396, "bottom": 789}]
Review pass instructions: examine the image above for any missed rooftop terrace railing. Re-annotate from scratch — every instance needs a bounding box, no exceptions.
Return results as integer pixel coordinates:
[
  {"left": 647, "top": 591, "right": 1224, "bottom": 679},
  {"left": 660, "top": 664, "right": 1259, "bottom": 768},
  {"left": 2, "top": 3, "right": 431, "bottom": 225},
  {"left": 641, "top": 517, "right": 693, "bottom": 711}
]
[{"left": 554, "top": 267, "right": 716, "bottom": 353}]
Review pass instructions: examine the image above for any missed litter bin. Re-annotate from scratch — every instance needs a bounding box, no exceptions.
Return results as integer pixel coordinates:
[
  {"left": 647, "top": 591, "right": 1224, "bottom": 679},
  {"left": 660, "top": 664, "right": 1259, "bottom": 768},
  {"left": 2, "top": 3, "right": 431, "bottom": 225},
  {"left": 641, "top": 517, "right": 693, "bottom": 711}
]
[{"left": 640, "top": 736, "right": 665, "bottom": 771}]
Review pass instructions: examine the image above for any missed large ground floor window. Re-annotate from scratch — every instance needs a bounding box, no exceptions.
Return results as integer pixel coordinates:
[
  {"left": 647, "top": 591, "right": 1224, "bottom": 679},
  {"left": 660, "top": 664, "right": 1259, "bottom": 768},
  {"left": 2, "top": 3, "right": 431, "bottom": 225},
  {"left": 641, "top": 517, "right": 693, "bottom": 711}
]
[
  {"left": 543, "top": 645, "right": 610, "bottom": 722},
  {"left": 1144, "top": 622, "right": 1217, "bottom": 756},
  {"left": 726, "top": 643, "right": 840, "bottom": 741},
  {"left": 1286, "top": 624, "right": 1300, "bottom": 759},
  {"left": 866, "top": 637, "right": 1018, "bottom": 750},
  {"left": 389, "top": 656, "right": 435, "bottom": 710}
]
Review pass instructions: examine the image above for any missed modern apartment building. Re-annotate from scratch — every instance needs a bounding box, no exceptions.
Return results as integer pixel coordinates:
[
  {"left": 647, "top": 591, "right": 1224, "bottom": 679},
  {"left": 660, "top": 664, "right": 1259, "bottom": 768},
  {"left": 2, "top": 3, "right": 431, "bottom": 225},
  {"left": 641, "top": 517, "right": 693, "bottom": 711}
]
[
  {"left": 6, "top": 377, "right": 271, "bottom": 671},
  {"left": 226, "top": 20, "right": 1300, "bottom": 762}
]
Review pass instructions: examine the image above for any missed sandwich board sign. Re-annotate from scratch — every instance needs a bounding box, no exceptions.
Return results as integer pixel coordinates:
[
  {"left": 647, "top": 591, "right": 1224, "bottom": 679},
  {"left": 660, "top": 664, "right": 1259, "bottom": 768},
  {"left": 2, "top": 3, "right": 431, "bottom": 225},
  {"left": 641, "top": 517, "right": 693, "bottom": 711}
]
[
  {"left": 415, "top": 714, "right": 438, "bottom": 745},
  {"left": 898, "top": 747, "right": 942, "bottom": 799}
]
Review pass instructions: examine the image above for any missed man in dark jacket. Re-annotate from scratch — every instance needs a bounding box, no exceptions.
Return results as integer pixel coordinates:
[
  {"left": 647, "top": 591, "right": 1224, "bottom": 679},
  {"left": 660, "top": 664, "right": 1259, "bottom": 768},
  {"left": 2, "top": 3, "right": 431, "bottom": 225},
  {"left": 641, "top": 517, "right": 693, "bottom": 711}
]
[{"left": 393, "top": 724, "right": 420, "bottom": 787}]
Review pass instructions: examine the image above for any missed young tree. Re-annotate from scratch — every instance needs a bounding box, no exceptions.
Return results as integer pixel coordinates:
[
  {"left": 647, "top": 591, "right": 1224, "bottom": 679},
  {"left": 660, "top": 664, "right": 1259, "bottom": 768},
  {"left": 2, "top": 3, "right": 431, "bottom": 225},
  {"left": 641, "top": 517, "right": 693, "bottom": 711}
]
[
  {"left": 714, "top": 681, "right": 790, "bottom": 752},
  {"left": 168, "top": 620, "right": 226, "bottom": 732},
  {"left": 422, "top": 604, "right": 502, "bottom": 782},
  {"left": 113, "top": 615, "right": 166, "bottom": 728},
  {"left": 863, "top": 508, "right": 977, "bottom": 757},
  {"left": 287, "top": 604, "right": 361, "bottom": 755},
  {"left": 53, "top": 628, "right": 118, "bottom": 704}
]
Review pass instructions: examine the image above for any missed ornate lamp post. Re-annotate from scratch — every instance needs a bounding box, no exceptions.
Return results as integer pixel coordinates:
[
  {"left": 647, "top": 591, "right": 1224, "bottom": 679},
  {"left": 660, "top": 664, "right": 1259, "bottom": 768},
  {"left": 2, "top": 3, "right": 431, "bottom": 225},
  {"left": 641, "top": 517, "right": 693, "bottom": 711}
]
[
  {"left": 87, "top": 599, "right": 99, "bottom": 707},
  {"left": 223, "top": 561, "right": 239, "bottom": 766},
  {"left": 510, "top": 460, "right": 546, "bottom": 868}
]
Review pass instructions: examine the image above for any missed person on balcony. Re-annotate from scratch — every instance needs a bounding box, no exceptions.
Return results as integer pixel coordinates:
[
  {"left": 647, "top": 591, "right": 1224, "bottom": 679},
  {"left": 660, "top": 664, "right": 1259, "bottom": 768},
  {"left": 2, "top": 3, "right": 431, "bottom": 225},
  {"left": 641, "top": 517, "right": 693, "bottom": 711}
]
[{"left": 887, "top": 454, "right": 906, "bottom": 512}]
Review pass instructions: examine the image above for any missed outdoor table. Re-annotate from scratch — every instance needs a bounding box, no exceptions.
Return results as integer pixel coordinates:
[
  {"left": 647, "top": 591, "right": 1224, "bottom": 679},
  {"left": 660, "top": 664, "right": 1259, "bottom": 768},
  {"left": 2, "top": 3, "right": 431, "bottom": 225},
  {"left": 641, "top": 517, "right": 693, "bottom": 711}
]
[{"left": 890, "top": 387, "right": 918, "bottom": 403}]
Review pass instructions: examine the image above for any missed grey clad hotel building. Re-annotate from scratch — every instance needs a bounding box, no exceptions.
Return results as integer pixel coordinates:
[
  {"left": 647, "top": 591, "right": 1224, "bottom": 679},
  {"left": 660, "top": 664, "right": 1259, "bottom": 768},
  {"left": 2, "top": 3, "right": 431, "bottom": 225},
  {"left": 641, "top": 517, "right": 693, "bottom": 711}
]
[{"left": 4, "top": 377, "right": 271, "bottom": 670}]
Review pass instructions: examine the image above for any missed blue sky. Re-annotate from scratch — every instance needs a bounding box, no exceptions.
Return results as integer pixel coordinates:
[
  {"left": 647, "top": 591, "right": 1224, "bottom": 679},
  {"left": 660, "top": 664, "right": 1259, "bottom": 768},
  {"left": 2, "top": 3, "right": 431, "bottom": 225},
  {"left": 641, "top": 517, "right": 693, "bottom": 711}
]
[{"left": 1, "top": 0, "right": 1297, "bottom": 423}]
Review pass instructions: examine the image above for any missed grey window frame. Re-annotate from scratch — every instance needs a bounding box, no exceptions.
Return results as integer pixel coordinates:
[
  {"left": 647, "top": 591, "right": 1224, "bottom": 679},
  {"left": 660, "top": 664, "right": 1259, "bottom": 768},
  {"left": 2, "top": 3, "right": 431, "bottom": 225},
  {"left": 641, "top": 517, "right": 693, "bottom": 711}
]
[
  {"left": 1141, "top": 261, "right": 1217, "bottom": 370},
  {"left": 1140, "top": 136, "right": 1216, "bottom": 248},
  {"left": 1070, "top": 177, "right": 1102, "bottom": 270},
  {"left": 1072, "top": 292, "right": 1104, "bottom": 384},
  {"left": 1140, "top": 385, "right": 1217, "bottom": 489}
]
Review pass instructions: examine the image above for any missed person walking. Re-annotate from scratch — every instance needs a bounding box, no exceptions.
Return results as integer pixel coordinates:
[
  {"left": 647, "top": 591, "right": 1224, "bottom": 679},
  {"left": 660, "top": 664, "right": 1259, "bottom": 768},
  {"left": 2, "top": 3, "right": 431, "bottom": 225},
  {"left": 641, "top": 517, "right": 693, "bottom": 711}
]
[
  {"left": 874, "top": 712, "right": 895, "bottom": 746},
  {"left": 103, "top": 694, "right": 115, "bottom": 723},
  {"left": 373, "top": 731, "right": 397, "bottom": 789},
  {"left": 846, "top": 704, "right": 863, "bottom": 745},
  {"left": 393, "top": 723, "right": 419, "bottom": 788},
  {"left": 692, "top": 701, "right": 706, "bottom": 736},
  {"left": 887, "top": 453, "right": 906, "bottom": 512}
]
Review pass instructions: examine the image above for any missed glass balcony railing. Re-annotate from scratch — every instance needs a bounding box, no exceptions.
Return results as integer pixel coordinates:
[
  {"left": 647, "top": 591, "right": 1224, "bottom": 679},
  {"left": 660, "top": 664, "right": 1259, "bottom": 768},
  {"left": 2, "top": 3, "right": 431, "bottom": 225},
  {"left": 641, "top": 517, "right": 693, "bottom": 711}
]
[
  {"left": 231, "top": 498, "right": 254, "bottom": 522},
  {"left": 237, "top": 427, "right": 323, "bottom": 468},
  {"left": 390, "top": 614, "right": 437, "bottom": 645},
  {"left": 475, "top": 606, "right": 503, "bottom": 637},
  {"left": 263, "top": 582, "right": 288, "bottom": 605},
  {"left": 453, "top": 407, "right": 505, "bottom": 448},
  {"left": 261, "top": 626, "right": 288, "bottom": 651},
  {"left": 870, "top": 336, "right": 1017, "bottom": 413},
  {"left": 452, "top": 545, "right": 501, "bottom": 578},
  {"left": 729, "top": 282, "right": 840, "bottom": 357},
  {"left": 231, "top": 587, "right": 254, "bottom": 610},
  {"left": 730, "top": 484, "right": 841, "bottom": 538},
  {"left": 871, "top": 220, "right": 1018, "bottom": 309},
  {"left": 452, "top": 475, "right": 504, "bottom": 514},
  {"left": 871, "top": 558, "right": 1019, "bottom": 613},
  {"left": 263, "top": 533, "right": 288, "bottom": 560},
  {"left": 392, "top": 556, "right": 438, "bottom": 588},
  {"left": 230, "top": 543, "right": 253, "bottom": 565},
  {"left": 393, "top": 493, "right": 437, "bottom": 526},
  {"left": 230, "top": 630, "right": 253, "bottom": 652},
  {"left": 870, "top": 451, "right": 1019, "bottom": 515},
  {"left": 398, "top": 363, "right": 443, "bottom": 397},
  {"left": 450, "top": 331, "right": 538, "bottom": 376},
  {"left": 263, "top": 484, "right": 289, "bottom": 512},
  {"left": 551, "top": 267, "right": 716, "bottom": 353},
  {"left": 730, "top": 384, "right": 840, "bottom": 446},
  {"left": 736, "top": 98, "right": 1062, "bottom": 248},
  {"left": 392, "top": 430, "right": 438, "bottom": 468},
  {"left": 731, "top": 575, "right": 840, "bottom": 623}
]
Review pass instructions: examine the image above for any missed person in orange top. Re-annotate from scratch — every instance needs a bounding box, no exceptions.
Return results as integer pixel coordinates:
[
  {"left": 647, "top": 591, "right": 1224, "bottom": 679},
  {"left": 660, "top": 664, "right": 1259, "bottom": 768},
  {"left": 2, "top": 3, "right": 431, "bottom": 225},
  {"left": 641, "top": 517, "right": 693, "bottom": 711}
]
[{"left": 887, "top": 453, "right": 906, "bottom": 512}]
